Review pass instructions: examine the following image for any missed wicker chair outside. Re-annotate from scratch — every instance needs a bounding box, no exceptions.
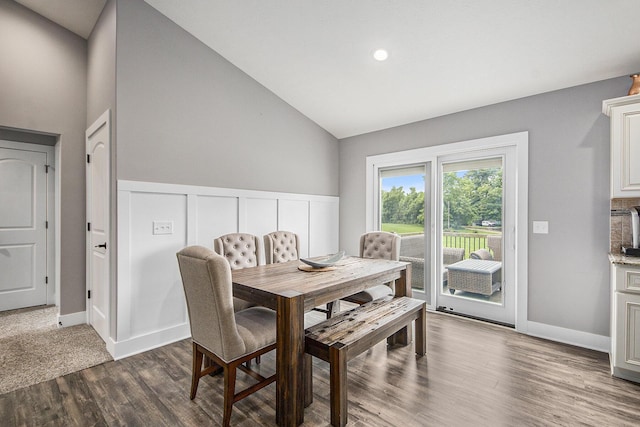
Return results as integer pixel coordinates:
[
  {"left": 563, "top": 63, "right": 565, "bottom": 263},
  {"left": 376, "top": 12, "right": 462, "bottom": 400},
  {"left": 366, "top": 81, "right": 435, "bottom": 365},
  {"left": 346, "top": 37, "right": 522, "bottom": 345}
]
[
  {"left": 399, "top": 235, "right": 465, "bottom": 289},
  {"left": 399, "top": 235, "right": 425, "bottom": 290},
  {"left": 487, "top": 235, "right": 502, "bottom": 261}
]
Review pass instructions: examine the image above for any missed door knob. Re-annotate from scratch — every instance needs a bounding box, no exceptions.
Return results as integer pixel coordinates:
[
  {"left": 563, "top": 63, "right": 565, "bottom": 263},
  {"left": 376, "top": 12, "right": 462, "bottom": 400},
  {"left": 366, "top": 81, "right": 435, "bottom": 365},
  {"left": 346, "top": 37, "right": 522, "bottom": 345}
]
[{"left": 95, "top": 243, "right": 107, "bottom": 249}]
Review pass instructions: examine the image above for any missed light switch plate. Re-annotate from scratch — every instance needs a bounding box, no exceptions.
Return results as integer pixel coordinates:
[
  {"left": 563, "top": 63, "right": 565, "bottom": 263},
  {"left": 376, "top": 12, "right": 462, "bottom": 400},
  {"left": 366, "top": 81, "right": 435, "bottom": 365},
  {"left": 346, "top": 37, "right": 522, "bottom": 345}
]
[
  {"left": 153, "top": 221, "right": 174, "bottom": 235},
  {"left": 532, "top": 221, "right": 549, "bottom": 234}
]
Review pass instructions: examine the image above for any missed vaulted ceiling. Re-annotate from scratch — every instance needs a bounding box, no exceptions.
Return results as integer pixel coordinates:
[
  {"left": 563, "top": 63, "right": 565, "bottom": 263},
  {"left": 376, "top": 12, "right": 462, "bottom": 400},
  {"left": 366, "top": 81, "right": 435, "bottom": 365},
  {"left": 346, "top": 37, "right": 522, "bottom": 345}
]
[{"left": 17, "top": 0, "right": 640, "bottom": 138}]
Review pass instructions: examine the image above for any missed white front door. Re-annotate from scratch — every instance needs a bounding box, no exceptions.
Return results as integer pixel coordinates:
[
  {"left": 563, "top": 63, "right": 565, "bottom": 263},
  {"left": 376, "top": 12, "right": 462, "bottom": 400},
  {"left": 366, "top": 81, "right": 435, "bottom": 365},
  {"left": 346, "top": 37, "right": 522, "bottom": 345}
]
[
  {"left": 86, "top": 111, "right": 110, "bottom": 343},
  {"left": 0, "top": 146, "right": 48, "bottom": 311}
]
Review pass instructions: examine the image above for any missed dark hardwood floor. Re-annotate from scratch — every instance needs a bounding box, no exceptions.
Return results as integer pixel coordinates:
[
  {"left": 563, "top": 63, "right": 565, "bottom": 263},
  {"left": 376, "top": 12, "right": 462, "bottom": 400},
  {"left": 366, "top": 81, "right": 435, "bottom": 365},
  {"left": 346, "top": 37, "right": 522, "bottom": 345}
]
[{"left": 2, "top": 311, "right": 640, "bottom": 426}]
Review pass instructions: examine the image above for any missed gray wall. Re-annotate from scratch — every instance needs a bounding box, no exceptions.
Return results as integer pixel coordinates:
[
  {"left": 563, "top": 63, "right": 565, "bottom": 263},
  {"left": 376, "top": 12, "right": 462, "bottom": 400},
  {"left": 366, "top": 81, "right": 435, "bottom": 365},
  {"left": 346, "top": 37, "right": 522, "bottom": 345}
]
[
  {"left": 115, "top": 0, "right": 339, "bottom": 196},
  {"left": 87, "top": 0, "right": 116, "bottom": 127},
  {"left": 87, "top": 0, "right": 117, "bottom": 335},
  {"left": 0, "top": 0, "right": 88, "bottom": 315},
  {"left": 339, "top": 77, "right": 627, "bottom": 337}
]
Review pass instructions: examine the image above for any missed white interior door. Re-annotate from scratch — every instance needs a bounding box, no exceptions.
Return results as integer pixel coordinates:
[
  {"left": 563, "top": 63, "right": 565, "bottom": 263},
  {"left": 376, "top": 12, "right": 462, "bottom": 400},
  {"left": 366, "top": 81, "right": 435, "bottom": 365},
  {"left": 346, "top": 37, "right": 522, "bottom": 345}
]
[
  {"left": 87, "top": 111, "right": 110, "bottom": 343},
  {"left": 0, "top": 146, "right": 48, "bottom": 311}
]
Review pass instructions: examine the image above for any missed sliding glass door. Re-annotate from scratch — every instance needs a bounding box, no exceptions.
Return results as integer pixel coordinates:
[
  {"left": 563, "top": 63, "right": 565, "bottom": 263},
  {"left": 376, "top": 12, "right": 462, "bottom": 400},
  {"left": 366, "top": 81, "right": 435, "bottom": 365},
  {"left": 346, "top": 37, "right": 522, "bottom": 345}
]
[
  {"left": 368, "top": 133, "right": 526, "bottom": 329},
  {"left": 378, "top": 164, "right": 431, "bottom": 304},
  {"left": 436, "top": 148, "right": 516, "bottom": 325}
]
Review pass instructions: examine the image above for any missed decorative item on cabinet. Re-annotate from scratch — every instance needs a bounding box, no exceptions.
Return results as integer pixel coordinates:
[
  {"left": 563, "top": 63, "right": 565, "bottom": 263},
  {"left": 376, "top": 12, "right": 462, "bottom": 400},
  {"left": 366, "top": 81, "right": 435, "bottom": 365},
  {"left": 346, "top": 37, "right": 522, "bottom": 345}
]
[{"left": 629, "top": 74, "right": 640, "bottom": 96}]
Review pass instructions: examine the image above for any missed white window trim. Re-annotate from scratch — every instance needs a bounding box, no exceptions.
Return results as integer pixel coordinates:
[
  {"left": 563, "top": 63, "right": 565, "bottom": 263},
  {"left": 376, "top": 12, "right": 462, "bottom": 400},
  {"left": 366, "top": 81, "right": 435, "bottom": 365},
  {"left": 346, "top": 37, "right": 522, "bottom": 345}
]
[{"left": 365, "top": 131, "right": 529, "bottom": 332}]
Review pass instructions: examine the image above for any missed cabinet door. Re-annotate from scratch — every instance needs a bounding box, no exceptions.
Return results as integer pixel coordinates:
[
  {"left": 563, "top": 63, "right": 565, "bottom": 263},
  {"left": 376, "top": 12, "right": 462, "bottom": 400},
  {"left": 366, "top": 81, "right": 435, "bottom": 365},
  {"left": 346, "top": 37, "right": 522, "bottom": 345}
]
[
  {"left": 614, "top": 292, "right": 640, "bottom": 371},
  {"left": 611, "top": 102, "right": 640, "bottom": 197}
]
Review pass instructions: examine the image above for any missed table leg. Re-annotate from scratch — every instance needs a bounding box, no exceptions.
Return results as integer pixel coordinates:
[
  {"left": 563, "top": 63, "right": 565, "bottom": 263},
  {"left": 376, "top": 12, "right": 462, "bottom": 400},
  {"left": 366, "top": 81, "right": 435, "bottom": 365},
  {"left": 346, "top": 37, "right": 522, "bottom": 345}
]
[
  {"left": 276, "top": 291, "right": 305, "bottom": 427},
  {"left": 388, "top": 265, "right": 412, "bottom": 346}
]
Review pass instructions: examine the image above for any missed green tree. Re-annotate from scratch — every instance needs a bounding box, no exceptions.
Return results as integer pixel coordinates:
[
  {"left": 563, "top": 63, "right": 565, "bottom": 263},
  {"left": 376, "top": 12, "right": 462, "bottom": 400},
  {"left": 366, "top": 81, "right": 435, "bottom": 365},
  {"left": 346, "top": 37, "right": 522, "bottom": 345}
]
[
  {"left": 381, "top": 186, "right": 424, "bottom": 225},
  {"left": 466, "top": 168, "right": 502, "bottom": 223},
  {"left": 442, "top": 172, "right": 476, "bottom": 229},
  {"left": 381, "top": 186, "right": 405, "bottom": 223},
  {"left": 382, "top": 167, "right": 501, "bottom": 230}
]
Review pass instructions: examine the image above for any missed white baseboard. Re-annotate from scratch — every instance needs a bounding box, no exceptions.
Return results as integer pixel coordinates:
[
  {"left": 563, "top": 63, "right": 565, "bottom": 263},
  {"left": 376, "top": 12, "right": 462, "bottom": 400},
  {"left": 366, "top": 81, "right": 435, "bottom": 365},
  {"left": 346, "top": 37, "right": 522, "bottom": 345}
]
[
  {"left": 527, "top": 321, "right": 610, "bottom": 353},
  {"left": 57, "top": 310, "right": 87, "bottom": 327},
  {"left": 110, "top": 323, "right": 191, "bottom": 360}
]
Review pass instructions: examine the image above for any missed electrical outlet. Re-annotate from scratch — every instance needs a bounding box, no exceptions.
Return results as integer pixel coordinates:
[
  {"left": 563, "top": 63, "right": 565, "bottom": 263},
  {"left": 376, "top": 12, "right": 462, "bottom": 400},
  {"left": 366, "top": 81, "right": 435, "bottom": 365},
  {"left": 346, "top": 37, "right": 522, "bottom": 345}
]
[
  {"left": 153, "top": 221, "right": 174, "bottom": 235},
  {"left": 532, "top": 221, "right": 549, "bottom": 234}
]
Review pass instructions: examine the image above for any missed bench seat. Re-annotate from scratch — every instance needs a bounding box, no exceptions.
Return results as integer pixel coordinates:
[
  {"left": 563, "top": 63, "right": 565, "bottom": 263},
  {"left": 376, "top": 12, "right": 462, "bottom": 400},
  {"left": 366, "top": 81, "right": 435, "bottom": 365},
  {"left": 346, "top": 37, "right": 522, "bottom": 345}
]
[{"left": 305, "top": 296, "right": 426, "bottom": 426}]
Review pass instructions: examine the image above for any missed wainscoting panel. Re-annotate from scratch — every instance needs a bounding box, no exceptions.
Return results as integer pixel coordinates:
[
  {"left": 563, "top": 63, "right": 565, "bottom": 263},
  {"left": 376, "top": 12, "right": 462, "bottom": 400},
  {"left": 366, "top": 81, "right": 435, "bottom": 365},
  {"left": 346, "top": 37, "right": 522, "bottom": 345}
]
[
  {"left": 309, "top": 200, "right": 340, "bottom": 256},
  {"left": 244, "top": 198, "right": 278, "bottom": 239},
  {"left": 115, "top": 180, "right": 339, "bottom": 359},
  {"left": 194, "top": 195, "right": 238, "bottom": 247},
  {"left": 128, "top": 192, "right": 188, "bottom": 339},
  {"left": 278, "top": 199, "right": 310, "bottom": 258}
]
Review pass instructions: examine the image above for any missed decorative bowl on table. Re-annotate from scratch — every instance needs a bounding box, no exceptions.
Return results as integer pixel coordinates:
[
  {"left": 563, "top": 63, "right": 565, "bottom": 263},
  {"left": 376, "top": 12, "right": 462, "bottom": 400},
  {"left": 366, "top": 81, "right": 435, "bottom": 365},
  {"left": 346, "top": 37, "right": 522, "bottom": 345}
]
[{"left": 300, "top": 251, "right": 345, "bottom": 269}]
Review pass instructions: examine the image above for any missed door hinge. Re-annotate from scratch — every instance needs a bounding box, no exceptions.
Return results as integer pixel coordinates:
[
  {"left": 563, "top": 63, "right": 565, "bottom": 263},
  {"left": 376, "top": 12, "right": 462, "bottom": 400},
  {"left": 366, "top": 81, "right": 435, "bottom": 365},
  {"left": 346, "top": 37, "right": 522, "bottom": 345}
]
[
  {"left": 87, "top": 222, "right": 91, "bottom": 232},
  {"left": 88, "top": 290, "right": 91, "bottom": 299},
  {"left": 45, "top": 164, "right": 50, "bottom": 173},
  {"left": 87, "top": 154, "right": 91, "bottom": 163},
  {"left": 45, "top": 276, "right": 48, "bottom": 284},
  {"left": 45, "top": 220, "right": 49, "bottom": 229}
]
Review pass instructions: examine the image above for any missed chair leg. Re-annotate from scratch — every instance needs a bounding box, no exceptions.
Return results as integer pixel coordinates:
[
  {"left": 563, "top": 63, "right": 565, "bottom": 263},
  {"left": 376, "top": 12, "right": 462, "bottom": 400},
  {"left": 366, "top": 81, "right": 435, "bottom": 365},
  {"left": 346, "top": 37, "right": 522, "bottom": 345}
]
[
  {"left": 223, "top": 365, "right": 237, "bottom": 427},
  {"left": 415, "top": 305, "right": 427, "bottom": 356},
  {"left": 326, "top": 300, "right": 340, "bottom": 319},
  {"left": 191, "top": 343, "right": 204, "bottom": 400}
]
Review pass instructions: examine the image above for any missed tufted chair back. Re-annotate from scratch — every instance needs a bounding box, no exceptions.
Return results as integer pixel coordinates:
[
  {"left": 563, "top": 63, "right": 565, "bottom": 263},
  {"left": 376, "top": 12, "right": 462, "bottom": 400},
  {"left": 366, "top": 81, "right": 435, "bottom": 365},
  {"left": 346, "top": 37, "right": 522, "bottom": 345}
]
[
  {"left": 340, "top": 231, "right": 402, "bottom": 305},
  {"left": 213, "top": 233, "right": 264, "bottom": 270},
  {"left": 264, "top": 231, "right": 300, "bottom": 264},
  {"left": 176, "top": 246, "right": 246, "bottom": 361},
  {"left": 359, "top": 231, "right": 401, "bottom": 261}
]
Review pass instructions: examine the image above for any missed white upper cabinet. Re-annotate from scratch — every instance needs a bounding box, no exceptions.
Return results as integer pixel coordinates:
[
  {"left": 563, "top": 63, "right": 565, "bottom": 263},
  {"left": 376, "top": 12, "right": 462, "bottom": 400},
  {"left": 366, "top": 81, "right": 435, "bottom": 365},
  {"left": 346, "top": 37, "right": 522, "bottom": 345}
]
[{"left": 604, "top": 94, "right": 640, "bottom": 198}]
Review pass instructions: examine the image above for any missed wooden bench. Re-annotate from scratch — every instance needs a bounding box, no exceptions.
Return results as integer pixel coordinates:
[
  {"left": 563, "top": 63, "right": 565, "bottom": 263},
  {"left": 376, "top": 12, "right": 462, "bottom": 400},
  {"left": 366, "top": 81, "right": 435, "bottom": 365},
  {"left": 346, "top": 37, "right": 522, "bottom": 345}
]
[{"left": 304, "top": 296, "right": 427, "bottom": 427}]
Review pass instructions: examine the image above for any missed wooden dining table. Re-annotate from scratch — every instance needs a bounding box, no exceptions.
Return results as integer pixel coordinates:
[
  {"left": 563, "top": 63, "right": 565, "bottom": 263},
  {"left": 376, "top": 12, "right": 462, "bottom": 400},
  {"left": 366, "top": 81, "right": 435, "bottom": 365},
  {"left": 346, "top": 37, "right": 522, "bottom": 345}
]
[{"left": 231, "top": 255, "right": 412, "bottom": 427}]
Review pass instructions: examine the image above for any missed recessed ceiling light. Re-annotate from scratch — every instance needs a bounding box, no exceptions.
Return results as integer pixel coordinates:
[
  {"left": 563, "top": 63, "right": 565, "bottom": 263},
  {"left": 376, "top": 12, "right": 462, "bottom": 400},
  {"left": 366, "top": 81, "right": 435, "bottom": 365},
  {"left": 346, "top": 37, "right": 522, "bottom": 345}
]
[{"left": 373, "top": 49, "right": 389, "bottom": 61}]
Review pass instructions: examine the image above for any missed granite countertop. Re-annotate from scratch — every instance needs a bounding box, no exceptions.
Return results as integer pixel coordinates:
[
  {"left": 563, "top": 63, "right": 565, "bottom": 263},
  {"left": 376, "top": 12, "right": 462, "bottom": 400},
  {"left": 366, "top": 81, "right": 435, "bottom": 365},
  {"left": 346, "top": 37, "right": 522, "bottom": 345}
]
[{"left": 609, "top": 253, "right": 640, "bottom": 266}]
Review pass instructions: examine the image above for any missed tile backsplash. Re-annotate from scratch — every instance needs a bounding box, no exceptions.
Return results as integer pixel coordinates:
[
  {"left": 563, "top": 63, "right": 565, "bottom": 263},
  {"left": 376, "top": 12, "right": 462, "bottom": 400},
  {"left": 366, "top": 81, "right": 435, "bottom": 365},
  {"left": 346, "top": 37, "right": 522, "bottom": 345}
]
[{"left": 611, "top": 198, "right": 640, "bottom": 253}]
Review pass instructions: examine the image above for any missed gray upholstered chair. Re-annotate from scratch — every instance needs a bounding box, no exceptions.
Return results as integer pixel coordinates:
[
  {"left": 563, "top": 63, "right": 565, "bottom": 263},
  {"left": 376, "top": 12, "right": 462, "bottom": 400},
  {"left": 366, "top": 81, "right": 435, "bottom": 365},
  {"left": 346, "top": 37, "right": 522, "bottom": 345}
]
[
  {"left": 263, "top": 231, "right": 300, "bottom": 264},
  {"left": 342, "top": 231, "right": 401, "bottom": 305},
  {"left": 176, "top": 246, "right": 276, "bottom": 427},
  {"left": 213, "top": 233, "right": 264, "bottom": 312}
]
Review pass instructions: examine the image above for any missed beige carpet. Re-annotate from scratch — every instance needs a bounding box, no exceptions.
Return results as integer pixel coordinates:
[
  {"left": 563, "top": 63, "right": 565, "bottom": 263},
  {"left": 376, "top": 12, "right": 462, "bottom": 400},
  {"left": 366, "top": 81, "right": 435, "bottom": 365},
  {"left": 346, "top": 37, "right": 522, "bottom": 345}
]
[{"left": 0, "top": 306, "right": 113, "bottom": 395}]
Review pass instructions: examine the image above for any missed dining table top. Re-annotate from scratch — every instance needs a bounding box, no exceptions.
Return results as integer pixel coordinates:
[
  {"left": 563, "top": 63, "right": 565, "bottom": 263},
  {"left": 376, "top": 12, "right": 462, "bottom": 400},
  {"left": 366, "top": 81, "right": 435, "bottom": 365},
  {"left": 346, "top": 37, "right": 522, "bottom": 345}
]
[{"left": 231, "top": 255, "right": 410, "bottom": 311}]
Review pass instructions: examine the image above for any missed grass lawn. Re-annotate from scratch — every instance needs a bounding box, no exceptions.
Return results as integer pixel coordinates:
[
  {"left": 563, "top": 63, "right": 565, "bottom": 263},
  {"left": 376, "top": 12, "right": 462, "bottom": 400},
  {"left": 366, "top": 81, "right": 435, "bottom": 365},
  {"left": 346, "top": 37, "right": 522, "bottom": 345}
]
[{"left": 381, "top": 223, "right": 424, "bottom": 235}]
